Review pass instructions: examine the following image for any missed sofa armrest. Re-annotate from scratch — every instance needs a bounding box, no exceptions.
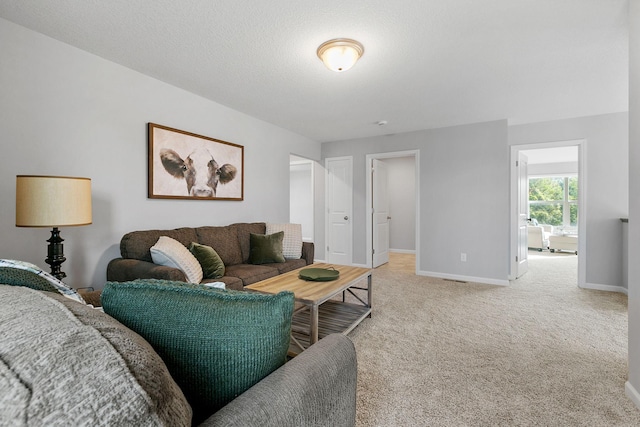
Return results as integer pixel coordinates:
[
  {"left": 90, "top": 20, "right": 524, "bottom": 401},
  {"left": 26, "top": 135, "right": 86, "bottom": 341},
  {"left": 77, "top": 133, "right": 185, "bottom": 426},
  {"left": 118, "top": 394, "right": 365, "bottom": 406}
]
[
  {"left": 78, "top": 289, "right": 103, "bottom": 307},
  {"left": 106, "top": 258, "right": 187, "bottom": 282},
  {"left": 301, "top": 241, "right": 314, "bottom": 265},
  {"left": 201, "top": 334, "right": 357, "bottom": 427}
]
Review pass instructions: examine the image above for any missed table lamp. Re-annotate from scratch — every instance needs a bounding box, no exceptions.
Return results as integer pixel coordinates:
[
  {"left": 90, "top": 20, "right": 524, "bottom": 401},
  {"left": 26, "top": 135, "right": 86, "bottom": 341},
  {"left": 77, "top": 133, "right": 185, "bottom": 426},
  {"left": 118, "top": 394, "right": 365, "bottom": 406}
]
[{"left": 16, "top": 175, "right": 92, "bottom": 281}]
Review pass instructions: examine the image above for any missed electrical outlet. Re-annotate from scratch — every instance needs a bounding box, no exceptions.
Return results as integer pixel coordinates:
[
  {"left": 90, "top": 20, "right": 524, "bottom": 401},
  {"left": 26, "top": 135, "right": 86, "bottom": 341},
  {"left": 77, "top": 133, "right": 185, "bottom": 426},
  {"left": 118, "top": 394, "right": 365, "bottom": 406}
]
[{"left": 460, "top": 253, "right": 467, "bottom": 262}]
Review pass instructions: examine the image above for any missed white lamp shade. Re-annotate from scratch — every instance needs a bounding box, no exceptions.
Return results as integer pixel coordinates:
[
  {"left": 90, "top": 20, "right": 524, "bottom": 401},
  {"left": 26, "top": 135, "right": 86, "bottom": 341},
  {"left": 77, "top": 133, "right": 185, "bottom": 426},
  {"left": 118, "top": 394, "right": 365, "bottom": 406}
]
[
  {"left": 16, "top": 175, "right": 92, "bottom": 227},
  {"left": 317, "top": 38, "right": 364, "bottom": 72}
]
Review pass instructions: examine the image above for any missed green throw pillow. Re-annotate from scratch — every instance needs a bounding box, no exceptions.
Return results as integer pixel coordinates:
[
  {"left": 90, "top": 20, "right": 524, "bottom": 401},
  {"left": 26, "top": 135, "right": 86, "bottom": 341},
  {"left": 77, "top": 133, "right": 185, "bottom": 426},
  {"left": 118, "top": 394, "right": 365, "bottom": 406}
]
[
  {"left": 249, "top": 231, "right": 285, "bottom": 264},
  {"left": 101, "top": 279, "right": 294, "bottom": 425},
  {"left": 188, "top": 242, "right": 225, "bottom": 279}
]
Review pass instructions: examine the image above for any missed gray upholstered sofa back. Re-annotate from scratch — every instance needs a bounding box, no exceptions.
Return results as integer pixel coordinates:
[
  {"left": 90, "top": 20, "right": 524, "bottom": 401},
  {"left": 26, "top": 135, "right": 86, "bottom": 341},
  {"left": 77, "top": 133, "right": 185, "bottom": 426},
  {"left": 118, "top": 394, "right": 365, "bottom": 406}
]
[{"left": 119, "top": 223, "right": 267, "bottom": 267}]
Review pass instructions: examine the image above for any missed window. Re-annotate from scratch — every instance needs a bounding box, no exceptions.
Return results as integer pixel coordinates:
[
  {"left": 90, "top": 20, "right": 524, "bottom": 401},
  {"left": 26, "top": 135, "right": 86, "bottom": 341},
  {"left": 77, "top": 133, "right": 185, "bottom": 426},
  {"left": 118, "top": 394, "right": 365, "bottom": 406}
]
[{"left": 528, "top": 176, "right": 578, "bottom": 229}]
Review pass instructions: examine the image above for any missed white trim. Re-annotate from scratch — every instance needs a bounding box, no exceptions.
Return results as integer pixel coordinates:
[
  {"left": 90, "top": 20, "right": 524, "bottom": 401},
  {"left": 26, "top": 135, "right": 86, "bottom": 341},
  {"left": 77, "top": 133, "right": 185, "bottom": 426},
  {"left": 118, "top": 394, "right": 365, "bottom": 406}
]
[
  {"left": 626, "top": 381, "right": 640, "bottom": 410},
  {"left": 580, "top": 282, "right": 628, "bottom": 295},
  {"left": 352, "top": 263, "right": 368, "bottom": 269},
  {"left": 390, "top": 249, "right": 416, "bottom": 254},
  {"left": 418, "top": 270, "right": 510, "bottom": 287},
  {"left": 365, "top": 150, "right": 420, "bottom": 273},
  {"left": 509, "top": 139, "right": 586, "bottom": 289},
  {"left": 289, "top": 156, "right": 315, "bottom": 242}
]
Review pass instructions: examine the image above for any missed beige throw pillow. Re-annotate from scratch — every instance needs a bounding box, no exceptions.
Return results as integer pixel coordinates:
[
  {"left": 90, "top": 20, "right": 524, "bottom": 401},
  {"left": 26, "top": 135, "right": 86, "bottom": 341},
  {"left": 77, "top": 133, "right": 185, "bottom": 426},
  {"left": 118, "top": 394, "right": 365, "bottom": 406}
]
[
  {"left": 266, "top": 223, "right": 303, "bottom": 259},
  {"left": 151, "top": 236, "right": 203, "bottom": 283}
]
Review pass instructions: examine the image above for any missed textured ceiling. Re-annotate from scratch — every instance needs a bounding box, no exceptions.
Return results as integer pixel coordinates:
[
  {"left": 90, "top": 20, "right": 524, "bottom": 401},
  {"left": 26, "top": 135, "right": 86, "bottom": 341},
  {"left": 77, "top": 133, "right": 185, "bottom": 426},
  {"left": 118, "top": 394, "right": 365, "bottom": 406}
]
[{"left": 0, "top": 0, "right": 629, "bottom": 143}]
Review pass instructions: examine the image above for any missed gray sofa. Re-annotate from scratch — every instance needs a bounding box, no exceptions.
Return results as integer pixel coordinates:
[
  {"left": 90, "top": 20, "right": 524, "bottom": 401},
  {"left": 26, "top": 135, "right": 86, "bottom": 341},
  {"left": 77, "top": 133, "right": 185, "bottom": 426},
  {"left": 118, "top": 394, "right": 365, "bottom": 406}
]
[
  {"left": 107, "top": 222, "right": 314, "bottom": 290},
  {"left": 0, "top": 284, "right": 357, "bottom": 426}
]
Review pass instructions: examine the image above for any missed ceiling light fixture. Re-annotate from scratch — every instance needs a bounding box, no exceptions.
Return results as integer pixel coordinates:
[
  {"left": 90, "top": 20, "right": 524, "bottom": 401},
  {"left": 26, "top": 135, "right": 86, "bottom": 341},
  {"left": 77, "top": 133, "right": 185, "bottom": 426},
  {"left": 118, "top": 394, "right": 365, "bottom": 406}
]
[{"left": 317, "top": 38, "right": 364, "bottom": 72}]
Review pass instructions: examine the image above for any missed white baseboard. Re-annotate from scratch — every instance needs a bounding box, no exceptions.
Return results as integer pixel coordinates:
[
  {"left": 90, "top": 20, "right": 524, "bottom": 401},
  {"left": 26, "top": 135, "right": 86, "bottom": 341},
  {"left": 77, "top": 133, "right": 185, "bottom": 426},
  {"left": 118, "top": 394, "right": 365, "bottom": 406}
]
[
  {"left": 417, "top": 270, "right": 509, "bottom": 287},
  {"left": 390, "top": 249, "right": 416, "bottom": 254},
  {"left": 317, "top": 260, "right": 369, "bottom": 268},
  {"left": 580, "top": 282, "right": 628, "bottom": 295},
  {"left": 626, "top": 381, "right": 640, "bottom": 410}
]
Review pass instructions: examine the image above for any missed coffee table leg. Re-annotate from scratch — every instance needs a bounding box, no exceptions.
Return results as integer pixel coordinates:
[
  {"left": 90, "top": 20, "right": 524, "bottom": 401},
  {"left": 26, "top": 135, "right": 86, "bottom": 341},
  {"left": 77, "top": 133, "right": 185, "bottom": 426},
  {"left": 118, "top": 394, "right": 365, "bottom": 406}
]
[
  {"left": 310, "top": 304, "right": 319, "bottom": 344},
  {"left": 367, "top": 273, "right": 372, "bottom": 312}
]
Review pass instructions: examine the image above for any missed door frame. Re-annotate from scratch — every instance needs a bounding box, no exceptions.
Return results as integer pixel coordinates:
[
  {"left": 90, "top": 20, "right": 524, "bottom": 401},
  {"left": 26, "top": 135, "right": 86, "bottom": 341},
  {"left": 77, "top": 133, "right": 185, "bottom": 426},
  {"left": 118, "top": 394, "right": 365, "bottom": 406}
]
[
  {"left": 366, "top": 150, "right": 420, "bottom": 271},
  {"left": 289, "top": 154, "right": 315, "bottom": 242},
  {"left": 509, "top": 139, "right": 586, "bottom": 287}
]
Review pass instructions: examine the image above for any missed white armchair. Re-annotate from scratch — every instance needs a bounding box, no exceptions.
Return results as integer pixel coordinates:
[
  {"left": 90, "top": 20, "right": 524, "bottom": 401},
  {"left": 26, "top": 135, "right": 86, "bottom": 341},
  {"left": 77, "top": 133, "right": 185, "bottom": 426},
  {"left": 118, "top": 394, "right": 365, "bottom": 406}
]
[{"left": 527, "top": 224, "right": 553, "bottom": 251}]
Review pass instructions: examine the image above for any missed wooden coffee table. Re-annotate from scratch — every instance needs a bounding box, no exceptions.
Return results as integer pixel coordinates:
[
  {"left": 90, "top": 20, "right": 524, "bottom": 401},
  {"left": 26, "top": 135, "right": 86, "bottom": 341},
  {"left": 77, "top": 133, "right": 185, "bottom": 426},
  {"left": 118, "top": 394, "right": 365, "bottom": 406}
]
[{"left": 246, "top": 263, "right": 372, "bottom": 355}]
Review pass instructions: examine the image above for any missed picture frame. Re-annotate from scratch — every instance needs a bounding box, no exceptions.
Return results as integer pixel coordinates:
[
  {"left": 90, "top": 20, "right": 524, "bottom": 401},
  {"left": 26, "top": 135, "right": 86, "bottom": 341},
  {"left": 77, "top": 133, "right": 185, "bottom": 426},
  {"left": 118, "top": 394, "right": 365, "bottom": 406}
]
[{"left": 148, "top": 123, "right": 244, "bottom": 200}]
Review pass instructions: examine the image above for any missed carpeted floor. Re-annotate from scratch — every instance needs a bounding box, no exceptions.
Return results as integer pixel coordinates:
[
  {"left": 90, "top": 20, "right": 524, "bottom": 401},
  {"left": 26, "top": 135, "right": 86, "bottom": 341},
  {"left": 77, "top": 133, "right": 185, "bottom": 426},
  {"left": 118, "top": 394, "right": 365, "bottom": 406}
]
[{"left": 347, "top": 252, "right": 640, "bottom": 426}]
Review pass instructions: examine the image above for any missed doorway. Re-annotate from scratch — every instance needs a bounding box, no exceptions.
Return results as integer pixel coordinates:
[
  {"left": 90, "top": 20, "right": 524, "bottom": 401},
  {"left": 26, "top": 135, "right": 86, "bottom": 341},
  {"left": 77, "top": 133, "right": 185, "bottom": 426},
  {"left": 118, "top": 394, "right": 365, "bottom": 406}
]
[
  {"left": 510, "top": 140, "right": 586, "bottom": 287},
  {"left": 289, "top": 155, "right": 314, "bottom": 242},
  {"left": 366, "top": 150, "right": 420, "bottom": 272}
]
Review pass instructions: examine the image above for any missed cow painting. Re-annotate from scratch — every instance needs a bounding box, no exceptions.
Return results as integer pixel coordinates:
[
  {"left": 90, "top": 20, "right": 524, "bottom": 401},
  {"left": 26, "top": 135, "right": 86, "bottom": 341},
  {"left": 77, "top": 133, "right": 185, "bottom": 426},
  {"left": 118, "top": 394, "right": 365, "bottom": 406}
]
[{"left": 159, "top": 148, "right": 237, "bottom": 198}]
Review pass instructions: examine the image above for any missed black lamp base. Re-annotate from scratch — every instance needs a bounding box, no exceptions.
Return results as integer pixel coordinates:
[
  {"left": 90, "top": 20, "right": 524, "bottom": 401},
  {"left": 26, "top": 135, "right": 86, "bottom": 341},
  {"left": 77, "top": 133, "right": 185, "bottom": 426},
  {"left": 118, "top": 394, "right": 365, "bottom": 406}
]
[{"left": 45, "top": 227, "right": 67, "bottom": 281}]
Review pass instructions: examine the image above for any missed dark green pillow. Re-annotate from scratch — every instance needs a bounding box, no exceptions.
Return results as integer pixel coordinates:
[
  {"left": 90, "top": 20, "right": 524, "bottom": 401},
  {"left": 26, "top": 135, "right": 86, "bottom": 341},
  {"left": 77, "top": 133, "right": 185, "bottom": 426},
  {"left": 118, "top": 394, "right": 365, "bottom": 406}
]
[
  {"left": 0, "top": 267, "right": 58, "bottom": 293},
  {"left": 101, "top": 279, "right": 294, "bottom": 425},
  {"left": 188, "top": 242, "right": 225, "bottom": 279},
  {"left": 249, "top": 231, "right": 285, "bottom": 264}
]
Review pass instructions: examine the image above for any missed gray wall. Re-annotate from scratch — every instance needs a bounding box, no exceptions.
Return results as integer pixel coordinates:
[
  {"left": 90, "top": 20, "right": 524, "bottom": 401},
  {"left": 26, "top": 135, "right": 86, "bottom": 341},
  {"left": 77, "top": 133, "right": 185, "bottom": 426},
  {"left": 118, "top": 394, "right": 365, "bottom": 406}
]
[
  {"left": 0, "top": 18, "right": 320, "bottom": 290},
  {"left": 386, "top": 157, "right": 416, "bottom": 252},
  {"left": 322, "top": 120, "right": 510, "bottom": 284},
  {"left": 627, "top": 0, "right": 640, "bottom": 409},
  {"left": 509, "top": 112, "right": 629, "bottom": 290}
]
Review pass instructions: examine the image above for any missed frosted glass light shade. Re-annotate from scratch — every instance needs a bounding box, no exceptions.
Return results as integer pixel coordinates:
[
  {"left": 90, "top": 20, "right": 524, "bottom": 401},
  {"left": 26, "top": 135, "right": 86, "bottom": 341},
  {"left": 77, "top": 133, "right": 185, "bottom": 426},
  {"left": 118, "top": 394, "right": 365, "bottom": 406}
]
[
  {"left": 317, "top": 38, "right": 364, "bottom": 72},
  {"left": 16, "top": 175, "right": 92, "bottom": 227}
]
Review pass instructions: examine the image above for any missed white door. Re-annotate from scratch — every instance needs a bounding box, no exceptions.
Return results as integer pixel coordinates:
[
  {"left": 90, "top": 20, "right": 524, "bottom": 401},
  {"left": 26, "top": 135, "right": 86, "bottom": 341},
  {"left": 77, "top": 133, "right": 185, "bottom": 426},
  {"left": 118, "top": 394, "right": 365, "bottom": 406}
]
[
  {"left": 372, "top": 159, "right": 390, "bottom": 267},
  {"left": 516, "top": 152, "right": 529, "bottom": 278},
  {"left": 325, "top": 157, "right": 352, "bottom": 265}
]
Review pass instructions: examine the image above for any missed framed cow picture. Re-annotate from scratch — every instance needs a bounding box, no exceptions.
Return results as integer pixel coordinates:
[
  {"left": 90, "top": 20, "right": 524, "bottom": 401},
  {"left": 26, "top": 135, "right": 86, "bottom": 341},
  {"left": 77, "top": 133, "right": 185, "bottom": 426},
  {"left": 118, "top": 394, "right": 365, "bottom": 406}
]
[{"left": 148, "top": 123, "right": 244, "bottom": 200}]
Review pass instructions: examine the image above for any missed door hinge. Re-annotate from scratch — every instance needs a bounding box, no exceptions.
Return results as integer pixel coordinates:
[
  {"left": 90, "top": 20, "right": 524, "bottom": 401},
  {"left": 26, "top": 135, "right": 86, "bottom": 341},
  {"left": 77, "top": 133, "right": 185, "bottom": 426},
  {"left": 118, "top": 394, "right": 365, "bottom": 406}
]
[
  {"left": 327, "top": 246, "right": 330, "bottom": 252},
  {"left": 516, "top": 256, "right": 518, "bottom": 262},
  {"left": 373, "top": 249, "right": 375, "bottom": 254},
  {"left": 516, "top": 160, "right": 519, "bottom": 167}
]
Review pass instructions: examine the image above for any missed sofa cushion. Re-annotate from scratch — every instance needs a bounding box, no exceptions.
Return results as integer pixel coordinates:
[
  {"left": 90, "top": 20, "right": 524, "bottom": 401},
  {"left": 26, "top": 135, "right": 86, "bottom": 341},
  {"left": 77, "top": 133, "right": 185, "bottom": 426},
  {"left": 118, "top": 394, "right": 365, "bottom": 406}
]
[
  {"left": 249, "top": 232, "right": 285, "bottom": 264},
  {"left": 224, "top": 264, "right": 280, "bottom": 286},
  {"left": 273, "top": 258, "right": 308, "bottom": 274},
  {"left": 231, "top": 222, "right": 266, "bottom": 263},
  {"left": 195, "top": 226, "right": 243, "bottom": 266},
  {"left": 0, "top": 285, "right": 192, "bottom": 426},
  {"left": 150, "top": 236, "right": 203, "bottom": 283},
  {"left": 266, "top": 223, "right": 303, "bottom": 259},
  {"left": 202, "top": 275, "right": 244, "bottom": 291},
  {"left": 101, "top": 280, "right": 294, "bottom": 425},
  {"left": 121, "top": 228, "right": 199, "bottom": 262},
  {"left": 188, "top": 242, "right": 225, "bottom": 279},
  {"left": 0, "top": 259, "right": 85, "bottom": 303}
]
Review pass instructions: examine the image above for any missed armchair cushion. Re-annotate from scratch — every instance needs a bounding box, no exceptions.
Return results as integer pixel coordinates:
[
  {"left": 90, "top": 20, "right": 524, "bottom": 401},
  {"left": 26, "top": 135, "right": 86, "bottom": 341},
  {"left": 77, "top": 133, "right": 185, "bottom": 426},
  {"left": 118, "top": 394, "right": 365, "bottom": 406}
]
[
  {"left": 527, "top": 225, "right": 551, "bottom": 250},
  {"left": 0, "top": 285, "right": 191, "bottom": 427}
]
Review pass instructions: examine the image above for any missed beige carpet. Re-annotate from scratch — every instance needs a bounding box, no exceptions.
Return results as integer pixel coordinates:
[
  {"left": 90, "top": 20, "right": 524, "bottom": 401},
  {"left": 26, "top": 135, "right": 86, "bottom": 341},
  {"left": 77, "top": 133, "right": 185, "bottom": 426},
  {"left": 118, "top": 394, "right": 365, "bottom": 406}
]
[{"left": 347, "top": 252, "right": 640, "bottom": 426}]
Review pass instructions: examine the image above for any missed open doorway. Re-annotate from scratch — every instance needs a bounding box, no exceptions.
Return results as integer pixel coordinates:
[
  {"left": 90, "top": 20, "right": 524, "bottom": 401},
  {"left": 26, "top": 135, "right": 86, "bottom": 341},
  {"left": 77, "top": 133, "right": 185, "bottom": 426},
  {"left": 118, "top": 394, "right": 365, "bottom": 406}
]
[
  {"left": 366, "top": 150, "right": 420, "bottom": 273},
  {"left": 510, "top": 140, "right": 586, "bottom": 287},
  {"left": 289, "top": 155, "right": 314, "bottom": 243}
]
